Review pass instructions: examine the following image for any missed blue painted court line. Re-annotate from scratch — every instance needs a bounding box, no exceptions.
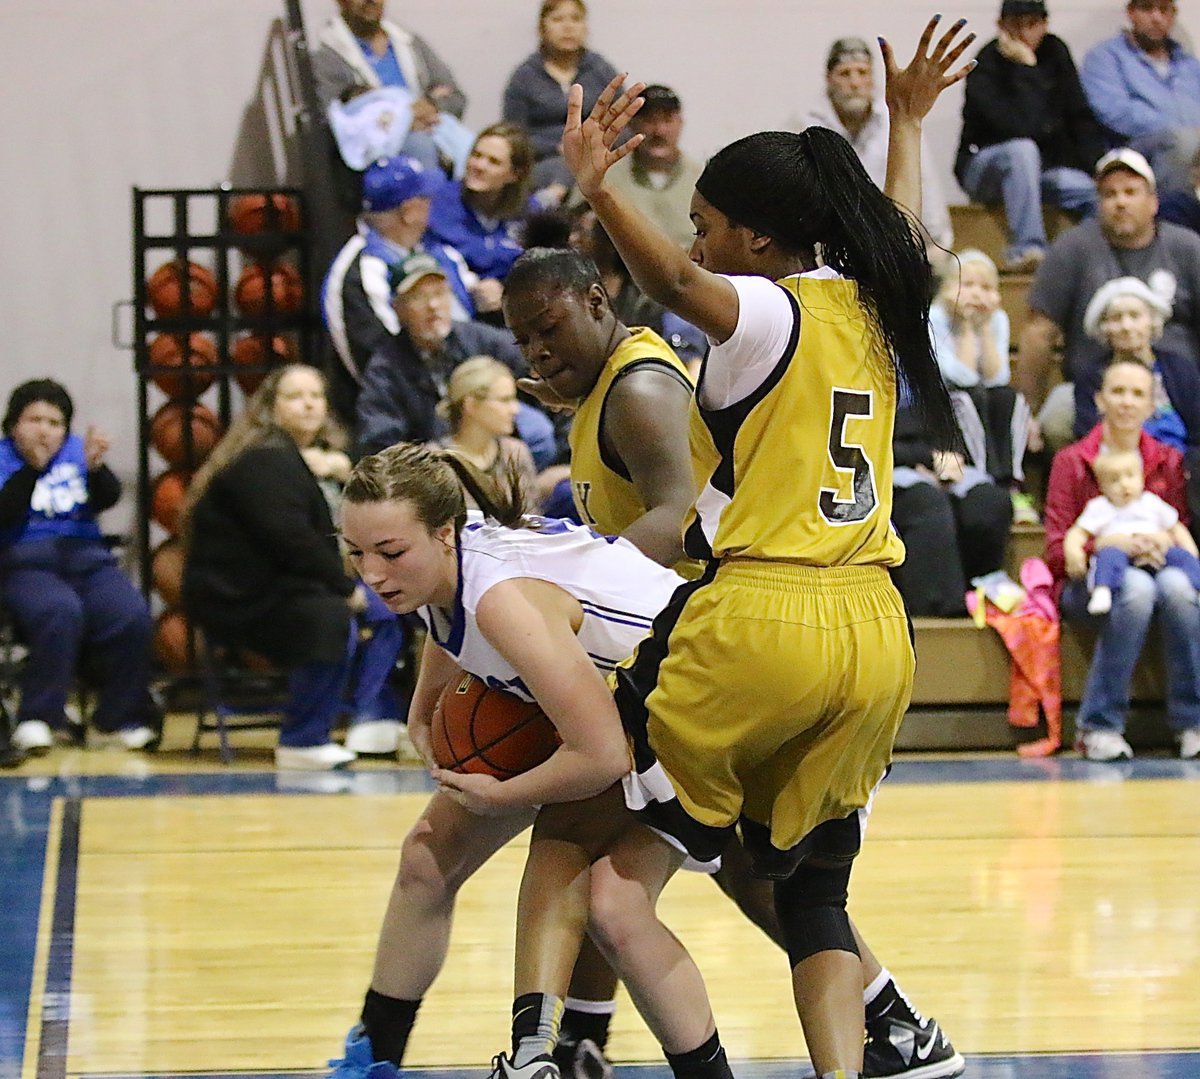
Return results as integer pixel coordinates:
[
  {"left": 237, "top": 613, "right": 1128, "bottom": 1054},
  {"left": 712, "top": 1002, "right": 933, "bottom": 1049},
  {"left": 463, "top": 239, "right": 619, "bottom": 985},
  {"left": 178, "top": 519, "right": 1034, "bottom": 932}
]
[
  {"left": 0, "top": 781, "right": 54, "bottom": 1079},
  {"left": 36, "top": 798, "right": 78, "bottom": 1079},
  {"left": 75, "top": 1050, "right": 1200, "bottom": 1078},
  {"left": 0, "top": 755, "right": 1196, "bottom": 808}
]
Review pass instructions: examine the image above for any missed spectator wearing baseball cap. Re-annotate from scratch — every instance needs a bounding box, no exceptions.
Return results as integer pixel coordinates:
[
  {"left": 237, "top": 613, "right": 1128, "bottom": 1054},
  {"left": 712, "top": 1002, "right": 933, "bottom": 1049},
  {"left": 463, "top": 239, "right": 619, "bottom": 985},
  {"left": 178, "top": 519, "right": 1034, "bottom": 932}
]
[
  {"left": 1016, "top": 143, "right": 1200, "bottom": 451},
  {"left": 1082, "top": 0, "right": 1200, "bottom": 194},
  {"left": 802, "top": 38, "right": 954, "bottom": 263},
  {"left": 321, "top": 154, "right": 480, "bottom": 418},
  {"left": 601, "top": 84, "right": 704, "bottom": 250},
  {"left": 355, "top": 252, "right": 558, "bottom": 466},
  {"left": 955, "top": 0, "right": 1105, "bottom": 272}
]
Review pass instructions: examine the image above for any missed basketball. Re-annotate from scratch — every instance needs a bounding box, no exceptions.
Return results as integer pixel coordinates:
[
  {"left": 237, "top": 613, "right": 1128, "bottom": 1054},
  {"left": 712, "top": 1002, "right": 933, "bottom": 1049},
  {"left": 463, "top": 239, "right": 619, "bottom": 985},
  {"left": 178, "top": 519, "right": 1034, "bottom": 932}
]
[
  {"left": 146, "top": 259, "right": 218, "bottom": 318},
  {"left": 431, "top": 673, "right": 561, "bottom": 779},
  {"left": 234, "top": 261, "right": 304, "bottom": 316},
  {"left": 150, "top": 401, "right": 221, "bottom": 468},
  {"left": 148, "top": 333, "right": 217, "bottom": 399},
  {"left": 227, "top": 193, "right": 301, "bottom": 236},
  {"left": 150, "top": 469, "right": 192, "bottom": 534},
  {"left": 150, "top": 538, "right": 185, "bottom": 607},
  {"left": 154, "top": 609, "right": 192, "bottom": 673},
  {"left": 231, "top": 333, "right": 292, "bottom": 394}
]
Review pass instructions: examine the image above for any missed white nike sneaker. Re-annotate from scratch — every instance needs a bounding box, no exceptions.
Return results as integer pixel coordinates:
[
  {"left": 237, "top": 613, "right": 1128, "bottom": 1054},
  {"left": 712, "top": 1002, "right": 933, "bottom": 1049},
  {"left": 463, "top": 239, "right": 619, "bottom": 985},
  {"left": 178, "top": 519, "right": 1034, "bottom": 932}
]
[
  {"left": 275, "top": 743, "right": 356, "bottom": 771},
  {"left": 92, "top": 726, "right": 160, "bottom": 751},
  {"left": 488, "top": 1052, "right": 560, "bottom": 1079},
  {"left": 1077, "top": 729, "right": 1134, "bottom": 761},
  {"left": 13, "top": 720, "right": 53, "bottom": 755},
  {"left": 344, "top": 719, "right": 402, "bottom": 755},
  {"left": 1179, "top": 727, "right": 1200, "bottom": 760}
]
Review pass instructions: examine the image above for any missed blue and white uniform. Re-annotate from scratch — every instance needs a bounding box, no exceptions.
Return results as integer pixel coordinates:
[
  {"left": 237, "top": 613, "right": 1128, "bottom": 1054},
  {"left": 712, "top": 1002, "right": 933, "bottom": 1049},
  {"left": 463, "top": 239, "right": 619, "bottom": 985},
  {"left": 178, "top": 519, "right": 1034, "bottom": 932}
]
[{"left": 417, "top": 518, "right": 683, "bottom": 698}]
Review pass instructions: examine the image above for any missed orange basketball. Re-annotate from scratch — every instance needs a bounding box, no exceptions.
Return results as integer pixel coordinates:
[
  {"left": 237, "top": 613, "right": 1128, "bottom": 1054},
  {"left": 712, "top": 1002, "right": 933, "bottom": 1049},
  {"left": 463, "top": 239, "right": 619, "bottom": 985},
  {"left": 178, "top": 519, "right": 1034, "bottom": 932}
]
[
  {"left": 150, "top": 401, "right": 221, "bottom": 468},
  {"left": 150, "top": 538, "right": 185, "bottom": 607},
  {"left": 231, "top": 333, "right": 293, "bottom": 394},
  {"left": 154, "top": 609, "right": 192, "bottom": 673},
  {"left": 431, "top": 673, "right": 561, "bottom": 779},
  {"left": 234, "top": 261, "right": 304, "bottom": 316},
  {"left": 148, "top": 333, "right": 218, "bottom": 398},
  {"left": 150, "top": 469, "right": 192, "bottom": 534},
  {"left": 227, "top": 193, "right": 301, "bottom": 236},
  {"left": 146, "top": 259, "right": 218, "bottom": 318}
]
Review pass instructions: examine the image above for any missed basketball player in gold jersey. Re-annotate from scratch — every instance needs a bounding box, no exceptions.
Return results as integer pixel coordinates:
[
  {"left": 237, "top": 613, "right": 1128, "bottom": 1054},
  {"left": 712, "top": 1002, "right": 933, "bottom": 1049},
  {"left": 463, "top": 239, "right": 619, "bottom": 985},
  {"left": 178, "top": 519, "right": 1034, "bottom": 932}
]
[
  {"left": 435, "top": 15, "right": 976, "bottom": 1079},
  {"left": 501, "top": 244, "right": 964, "bottom": 1079}
]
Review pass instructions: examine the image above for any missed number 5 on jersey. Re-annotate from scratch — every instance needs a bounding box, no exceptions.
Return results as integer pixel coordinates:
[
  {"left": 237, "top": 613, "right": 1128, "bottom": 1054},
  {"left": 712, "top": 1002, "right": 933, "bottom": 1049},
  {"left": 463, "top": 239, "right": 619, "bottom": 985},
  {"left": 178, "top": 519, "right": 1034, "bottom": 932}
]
[{"left": 819, "top": 388, "right": 879, "bottom": 525}]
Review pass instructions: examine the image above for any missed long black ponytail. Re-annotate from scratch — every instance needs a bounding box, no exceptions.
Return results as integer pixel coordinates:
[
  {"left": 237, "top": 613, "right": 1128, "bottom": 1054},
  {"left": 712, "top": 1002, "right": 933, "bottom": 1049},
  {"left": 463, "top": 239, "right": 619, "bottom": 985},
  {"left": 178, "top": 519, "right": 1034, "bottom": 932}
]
[{"left": 695, "top": 127, "right": 959, "bottom": 450}]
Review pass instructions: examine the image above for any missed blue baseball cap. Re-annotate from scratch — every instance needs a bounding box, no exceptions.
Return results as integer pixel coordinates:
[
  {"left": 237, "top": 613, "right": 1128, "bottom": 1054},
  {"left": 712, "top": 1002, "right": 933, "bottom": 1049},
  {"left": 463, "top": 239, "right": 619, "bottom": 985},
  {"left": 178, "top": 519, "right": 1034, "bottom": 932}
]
[{"left": 361, "top": 155, "right": 442, "bottom": 212}]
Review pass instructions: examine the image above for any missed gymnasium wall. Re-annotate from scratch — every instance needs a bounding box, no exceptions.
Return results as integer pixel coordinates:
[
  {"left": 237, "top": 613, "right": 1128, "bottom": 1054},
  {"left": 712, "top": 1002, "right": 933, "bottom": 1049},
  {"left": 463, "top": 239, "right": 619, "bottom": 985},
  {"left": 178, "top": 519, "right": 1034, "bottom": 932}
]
[{"left": 1, "top": 0, "right": 1195, "bottom": 537}]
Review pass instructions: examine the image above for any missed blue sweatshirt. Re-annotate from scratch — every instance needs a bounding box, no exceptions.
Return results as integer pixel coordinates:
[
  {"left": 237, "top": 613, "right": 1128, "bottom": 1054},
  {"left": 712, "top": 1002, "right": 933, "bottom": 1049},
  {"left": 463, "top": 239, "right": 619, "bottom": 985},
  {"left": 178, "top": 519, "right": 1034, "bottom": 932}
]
[
  {"left": 425, "top": 181, "right": 524, "bottom": 281},
  {"left": 1082, "top": 32, "right": 1200, "bottom": 139},
  {"left": 0, "top": 435, "right": 110, "bottom": 547}
]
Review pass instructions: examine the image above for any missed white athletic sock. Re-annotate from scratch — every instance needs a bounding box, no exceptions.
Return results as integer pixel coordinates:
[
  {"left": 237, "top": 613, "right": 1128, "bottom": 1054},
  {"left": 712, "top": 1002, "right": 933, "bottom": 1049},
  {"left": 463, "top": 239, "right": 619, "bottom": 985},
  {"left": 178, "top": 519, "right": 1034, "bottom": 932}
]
[{"left": 863, "top": 967, "right": 891, "bottom": 1007}]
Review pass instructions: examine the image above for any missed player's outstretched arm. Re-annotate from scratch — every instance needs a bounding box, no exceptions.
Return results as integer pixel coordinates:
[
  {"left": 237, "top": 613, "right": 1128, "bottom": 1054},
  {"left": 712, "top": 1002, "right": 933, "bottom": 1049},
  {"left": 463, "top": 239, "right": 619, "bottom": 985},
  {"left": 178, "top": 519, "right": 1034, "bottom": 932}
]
[
  {"left": 881, "top": 15, "right": 975, "bottom": 219},
  {"left": 564, "top": 75, "right": 740, "bottom": 343}
]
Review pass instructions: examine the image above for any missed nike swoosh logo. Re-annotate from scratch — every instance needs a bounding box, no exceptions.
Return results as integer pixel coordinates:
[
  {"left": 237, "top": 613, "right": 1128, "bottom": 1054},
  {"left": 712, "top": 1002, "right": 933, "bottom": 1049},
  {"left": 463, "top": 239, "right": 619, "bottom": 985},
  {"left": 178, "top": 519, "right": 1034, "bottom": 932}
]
[{"left": 915, "top": 1025, "right": 940, "bottom": 1060}]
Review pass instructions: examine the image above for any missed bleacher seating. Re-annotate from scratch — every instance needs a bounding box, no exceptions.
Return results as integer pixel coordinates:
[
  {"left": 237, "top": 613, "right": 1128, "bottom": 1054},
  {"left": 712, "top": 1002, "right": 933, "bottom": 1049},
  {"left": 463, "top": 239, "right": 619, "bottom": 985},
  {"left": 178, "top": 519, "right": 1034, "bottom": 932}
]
[
  {"left": 904, "top": 521, "right": 1171, "bottom": 752},
  {"left": 949, "top": 202, "right": 1076, "bottom": 262}
]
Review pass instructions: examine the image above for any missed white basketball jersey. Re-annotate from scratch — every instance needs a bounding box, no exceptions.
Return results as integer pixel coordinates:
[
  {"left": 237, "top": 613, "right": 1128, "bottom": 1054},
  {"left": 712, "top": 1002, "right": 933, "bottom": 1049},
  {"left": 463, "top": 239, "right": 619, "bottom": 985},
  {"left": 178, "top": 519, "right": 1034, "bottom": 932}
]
[{"left": 417, "top": 518, "right": 684, "bottom": 702}]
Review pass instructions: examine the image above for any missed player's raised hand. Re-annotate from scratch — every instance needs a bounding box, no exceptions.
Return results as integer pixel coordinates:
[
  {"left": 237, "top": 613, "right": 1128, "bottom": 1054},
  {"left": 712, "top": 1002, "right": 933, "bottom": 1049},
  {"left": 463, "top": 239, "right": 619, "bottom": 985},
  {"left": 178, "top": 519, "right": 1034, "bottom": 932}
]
[
  {"left": 881, "top": 15, "right": 976, "bottom": 125},
  {"left": 563, "top": 74, "right": 646, "bottom": 201}
]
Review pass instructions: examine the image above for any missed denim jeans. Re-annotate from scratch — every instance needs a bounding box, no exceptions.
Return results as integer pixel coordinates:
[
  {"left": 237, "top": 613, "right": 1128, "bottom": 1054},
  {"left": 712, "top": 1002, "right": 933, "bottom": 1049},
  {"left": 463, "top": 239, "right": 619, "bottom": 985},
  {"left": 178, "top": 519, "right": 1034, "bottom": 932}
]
[
  {"left": 279, "top": 587, "right": 407, "bottom": 747},
  {"left": 348, "top": 586, "right": 406, "bottom": 724},
  {"left": 1061, "top": 566, "right": 1200, "bottom": 734},
  {"left": 960, "top": 138, "right": 1098, "bottom": 259}
]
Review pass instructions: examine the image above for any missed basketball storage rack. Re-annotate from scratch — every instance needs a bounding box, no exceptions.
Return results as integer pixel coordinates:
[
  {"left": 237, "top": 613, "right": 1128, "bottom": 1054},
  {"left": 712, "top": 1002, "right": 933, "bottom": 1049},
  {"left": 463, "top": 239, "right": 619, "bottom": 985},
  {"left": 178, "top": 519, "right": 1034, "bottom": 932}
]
[{"left": 127, "top": 184, "right": 317, "bottom": 681}]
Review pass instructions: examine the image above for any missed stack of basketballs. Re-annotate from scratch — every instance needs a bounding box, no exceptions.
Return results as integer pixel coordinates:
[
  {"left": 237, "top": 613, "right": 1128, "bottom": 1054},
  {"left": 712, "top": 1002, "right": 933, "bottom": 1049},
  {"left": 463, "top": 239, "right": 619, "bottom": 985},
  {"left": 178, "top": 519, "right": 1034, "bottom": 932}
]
[{"left": 143, "top": 192, "right": 304, "bottom": 672}]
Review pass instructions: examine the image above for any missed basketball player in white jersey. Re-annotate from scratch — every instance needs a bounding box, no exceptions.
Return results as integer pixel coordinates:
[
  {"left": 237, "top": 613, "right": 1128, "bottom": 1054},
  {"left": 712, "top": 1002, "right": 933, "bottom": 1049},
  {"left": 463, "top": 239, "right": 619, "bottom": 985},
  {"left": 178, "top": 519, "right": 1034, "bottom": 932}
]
[{"left": 329, "top": 442, "right": 682, "bottom": 1079}]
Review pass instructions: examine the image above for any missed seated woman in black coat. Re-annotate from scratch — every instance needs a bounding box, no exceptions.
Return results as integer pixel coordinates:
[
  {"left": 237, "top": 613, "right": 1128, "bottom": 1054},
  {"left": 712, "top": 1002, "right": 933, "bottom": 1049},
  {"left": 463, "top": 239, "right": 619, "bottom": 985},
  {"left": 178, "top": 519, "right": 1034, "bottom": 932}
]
[
  {"left": 183, "top": 365, "right": 405, "bottom": 769},
  {"left": 891, "top": 394, "right": 1014, "bottom": 617}
]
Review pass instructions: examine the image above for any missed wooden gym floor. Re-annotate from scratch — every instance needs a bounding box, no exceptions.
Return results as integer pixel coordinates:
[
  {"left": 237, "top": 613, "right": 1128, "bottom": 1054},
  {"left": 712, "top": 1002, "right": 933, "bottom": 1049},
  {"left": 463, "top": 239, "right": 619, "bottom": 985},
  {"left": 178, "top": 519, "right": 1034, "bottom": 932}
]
[{"left": 2, "top": 720, "right": 1199, "bottom": 1079}]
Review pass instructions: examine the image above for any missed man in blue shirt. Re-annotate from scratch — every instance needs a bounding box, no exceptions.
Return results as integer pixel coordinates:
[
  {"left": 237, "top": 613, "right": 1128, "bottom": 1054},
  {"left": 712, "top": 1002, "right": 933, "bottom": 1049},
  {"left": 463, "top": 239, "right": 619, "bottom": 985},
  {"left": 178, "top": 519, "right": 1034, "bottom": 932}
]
[{"left": 1082, "top": 0, "right": 1200, "bottom": 193}]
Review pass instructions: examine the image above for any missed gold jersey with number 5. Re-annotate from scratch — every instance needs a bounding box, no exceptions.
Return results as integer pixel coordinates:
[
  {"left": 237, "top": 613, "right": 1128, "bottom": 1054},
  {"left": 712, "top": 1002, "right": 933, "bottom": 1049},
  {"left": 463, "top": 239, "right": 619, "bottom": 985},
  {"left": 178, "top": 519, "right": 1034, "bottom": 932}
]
[{"left": 682, "top": 274, "right": 905, "bottom": 568}]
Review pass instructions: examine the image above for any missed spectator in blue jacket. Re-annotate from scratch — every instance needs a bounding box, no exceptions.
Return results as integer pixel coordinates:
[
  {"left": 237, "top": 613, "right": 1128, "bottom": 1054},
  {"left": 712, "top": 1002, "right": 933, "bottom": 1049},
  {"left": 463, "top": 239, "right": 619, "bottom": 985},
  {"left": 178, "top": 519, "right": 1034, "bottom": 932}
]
[
  {"left": 424, "top": 124, "right": 532, "bottom": 288},
  {"left": 321, "top": 154, "right": 479, "bottom": 419},
  {"left": 1082, "top": 0, "right": 1200, "bottom": 193},
  {"left": 0, "top": 380, "right": 157, "bottom": 755}
]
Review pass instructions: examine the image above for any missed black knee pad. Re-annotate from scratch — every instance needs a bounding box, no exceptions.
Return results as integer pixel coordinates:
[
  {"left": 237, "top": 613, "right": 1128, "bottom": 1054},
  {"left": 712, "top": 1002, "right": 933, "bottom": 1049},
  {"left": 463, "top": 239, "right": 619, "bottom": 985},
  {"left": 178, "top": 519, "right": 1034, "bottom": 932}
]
[{"left": 773, "top": 858, "right": 859, "bottom": 967}]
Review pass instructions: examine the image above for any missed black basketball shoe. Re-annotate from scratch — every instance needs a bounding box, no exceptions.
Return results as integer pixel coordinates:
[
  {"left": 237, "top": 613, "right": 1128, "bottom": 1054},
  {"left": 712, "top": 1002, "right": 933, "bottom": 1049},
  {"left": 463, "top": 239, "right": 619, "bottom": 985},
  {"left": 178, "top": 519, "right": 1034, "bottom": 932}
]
[{"left": 863, "top": 1015, "right": 965, "bottom": 1078}]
